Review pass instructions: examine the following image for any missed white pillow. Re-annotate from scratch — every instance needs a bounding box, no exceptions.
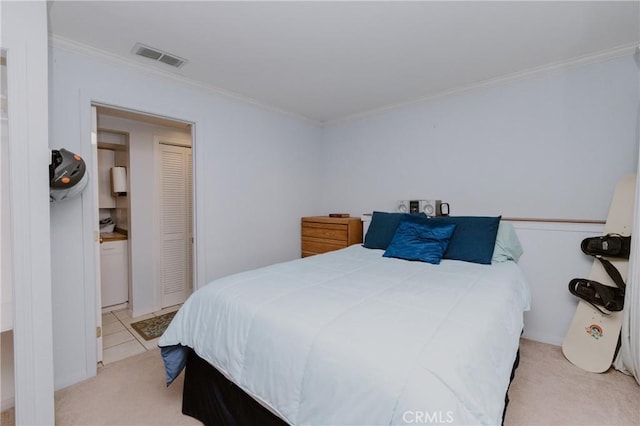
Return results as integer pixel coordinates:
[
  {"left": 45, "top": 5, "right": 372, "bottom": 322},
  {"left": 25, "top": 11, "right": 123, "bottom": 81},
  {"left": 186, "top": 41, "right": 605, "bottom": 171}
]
[{"left": 492, "top": 221, "right": 524, "bottom": 263}]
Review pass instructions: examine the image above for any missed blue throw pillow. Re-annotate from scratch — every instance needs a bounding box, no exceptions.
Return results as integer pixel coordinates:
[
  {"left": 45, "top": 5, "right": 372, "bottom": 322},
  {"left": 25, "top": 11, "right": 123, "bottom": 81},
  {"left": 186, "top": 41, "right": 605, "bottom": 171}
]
[
  {"left": 431, "top": 216, "right": 501, "bottom": 264},
  {"left": 383, "top": 219, "right": 456, "bottom": 264},
  {"left": 364, "top": 211, "right": 426, "bottom": 250}
]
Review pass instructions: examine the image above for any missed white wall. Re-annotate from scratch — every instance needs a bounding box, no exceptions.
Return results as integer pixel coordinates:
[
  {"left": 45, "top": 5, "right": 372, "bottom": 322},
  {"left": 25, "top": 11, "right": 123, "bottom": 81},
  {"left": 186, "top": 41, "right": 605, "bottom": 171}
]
[
  {"left": 319, "top": 56, "right": 639, "bottom": 220},
  {"left": 97, "top": 114, "right": 192, "bottom": 316},
  {"left": 514, "top": 221, "right": 604, "bottom": 345},
  {"left": 49, "top": 43, "right": 322, "bottom": 389},
  {"left": 319, "top": 55, "right": 639, "bottom": 345}
]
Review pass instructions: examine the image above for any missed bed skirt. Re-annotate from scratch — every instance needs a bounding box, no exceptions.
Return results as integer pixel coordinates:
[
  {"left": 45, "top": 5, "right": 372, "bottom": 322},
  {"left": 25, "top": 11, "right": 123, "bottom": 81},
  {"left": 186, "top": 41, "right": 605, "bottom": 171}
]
[
  {"left": 182, "top": 348, "right": 288, "bottom": 426},
  {"left": 181, "top": 347, "right": 521, "bottom": 426}
]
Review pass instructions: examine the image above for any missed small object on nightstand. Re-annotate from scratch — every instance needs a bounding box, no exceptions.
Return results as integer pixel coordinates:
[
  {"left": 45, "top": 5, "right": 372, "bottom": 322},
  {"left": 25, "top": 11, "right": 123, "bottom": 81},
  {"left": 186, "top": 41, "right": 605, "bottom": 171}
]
[{"left": 329, "top": 213, "right": 350, "bottom": 218}]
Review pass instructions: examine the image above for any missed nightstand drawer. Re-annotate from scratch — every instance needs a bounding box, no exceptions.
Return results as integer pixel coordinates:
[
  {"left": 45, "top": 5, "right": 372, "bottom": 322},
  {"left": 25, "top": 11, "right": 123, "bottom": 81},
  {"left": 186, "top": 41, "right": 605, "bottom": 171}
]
[
  {"left": 302, "top": 240, "right": 345, "bottom": 257},
  {"left": 302, "top": 223, "right": 348, "bottom": 242}
]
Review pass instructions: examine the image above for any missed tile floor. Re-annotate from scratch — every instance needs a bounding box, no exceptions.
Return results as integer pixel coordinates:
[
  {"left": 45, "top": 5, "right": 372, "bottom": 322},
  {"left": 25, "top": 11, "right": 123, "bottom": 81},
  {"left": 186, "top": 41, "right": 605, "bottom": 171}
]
[{"left": 100, "top": 304, "right": 181, "bottom": 366}]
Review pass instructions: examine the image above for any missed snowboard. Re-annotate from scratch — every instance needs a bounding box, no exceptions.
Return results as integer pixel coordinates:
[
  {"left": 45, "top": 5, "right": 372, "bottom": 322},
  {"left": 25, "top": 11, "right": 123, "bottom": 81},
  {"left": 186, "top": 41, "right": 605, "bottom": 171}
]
[{"left": 562, "top": 174, "right": 636, "bottom": 373}]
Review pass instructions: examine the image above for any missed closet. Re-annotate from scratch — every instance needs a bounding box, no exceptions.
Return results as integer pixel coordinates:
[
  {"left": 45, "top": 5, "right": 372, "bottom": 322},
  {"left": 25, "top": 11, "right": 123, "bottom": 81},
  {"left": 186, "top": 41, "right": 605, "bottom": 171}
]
[
  {"left": 0, "top": 48, "right": 15, "bottom": 413},
  {"left": 157, "top": 140, "right": 193, "bottom": 307}
]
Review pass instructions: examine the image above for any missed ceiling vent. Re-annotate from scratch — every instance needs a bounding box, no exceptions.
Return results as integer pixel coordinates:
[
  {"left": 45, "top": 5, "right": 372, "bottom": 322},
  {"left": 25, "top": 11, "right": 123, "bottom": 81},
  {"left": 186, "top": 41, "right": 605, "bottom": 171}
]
[{"left": 133, "top": 43, "right": 187, "bottom": 69}]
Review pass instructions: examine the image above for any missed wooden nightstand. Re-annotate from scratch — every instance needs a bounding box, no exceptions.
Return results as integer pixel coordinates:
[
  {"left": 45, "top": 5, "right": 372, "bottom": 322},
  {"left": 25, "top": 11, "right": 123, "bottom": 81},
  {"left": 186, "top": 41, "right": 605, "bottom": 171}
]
[{"left": 301, "top": 216, "right": 363, "bottom": 257}]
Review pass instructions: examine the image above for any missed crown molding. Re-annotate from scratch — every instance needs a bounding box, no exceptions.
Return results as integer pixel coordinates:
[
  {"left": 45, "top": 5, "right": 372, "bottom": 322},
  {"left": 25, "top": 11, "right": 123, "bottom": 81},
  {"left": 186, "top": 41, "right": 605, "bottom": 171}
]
[
  {"left": 48, "top": 34, "right": 322, "bottom": 127},
  {"left": 325, "top": 42, "right": 640, "bottom": 127}
]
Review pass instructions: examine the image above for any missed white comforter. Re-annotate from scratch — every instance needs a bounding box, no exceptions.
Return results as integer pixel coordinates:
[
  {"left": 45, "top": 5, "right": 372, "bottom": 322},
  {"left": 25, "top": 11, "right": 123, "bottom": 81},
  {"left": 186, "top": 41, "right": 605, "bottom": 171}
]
[{"left": 159, "top": 245, "right": 531, "bottom": 425}]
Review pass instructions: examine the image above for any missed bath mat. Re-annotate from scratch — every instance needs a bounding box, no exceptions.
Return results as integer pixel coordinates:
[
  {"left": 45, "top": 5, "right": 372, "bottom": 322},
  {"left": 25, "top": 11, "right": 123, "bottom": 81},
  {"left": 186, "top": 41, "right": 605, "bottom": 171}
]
[{"left": 130, "top": 311, "right": 177, "bottom": 341}]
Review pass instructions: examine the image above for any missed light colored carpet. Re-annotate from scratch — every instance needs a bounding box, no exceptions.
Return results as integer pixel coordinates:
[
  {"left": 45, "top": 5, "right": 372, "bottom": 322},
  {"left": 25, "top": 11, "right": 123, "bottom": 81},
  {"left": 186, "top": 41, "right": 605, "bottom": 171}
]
[
  {"left": 0, "top": 407, "right": 13, "bottom": 426},
  {"left": 505, "top": 339, "right": 639, "bottom": 425},
  {"left": 53, "top": 348, "right": 200, "bottom": 426},
  {"left": 2, "top": 338, "right": 639, "bottom": 425}
]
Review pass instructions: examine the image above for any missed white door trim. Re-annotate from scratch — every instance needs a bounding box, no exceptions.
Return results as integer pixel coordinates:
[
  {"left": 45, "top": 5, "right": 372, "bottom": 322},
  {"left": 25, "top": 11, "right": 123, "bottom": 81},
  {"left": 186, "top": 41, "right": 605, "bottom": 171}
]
[{"left": 90, "top": 106, "right": 103, "bottom": 362}]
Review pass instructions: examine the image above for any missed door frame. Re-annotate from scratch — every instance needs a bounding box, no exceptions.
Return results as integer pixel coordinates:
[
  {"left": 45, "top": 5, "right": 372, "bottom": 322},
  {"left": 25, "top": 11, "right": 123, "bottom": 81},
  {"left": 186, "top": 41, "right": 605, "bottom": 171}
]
[
  {"left": 90, "top": 106, "right": 103, "bottom": 363},
  {"left": 81, "top": 92, "right": 205, "bottom": 373}
]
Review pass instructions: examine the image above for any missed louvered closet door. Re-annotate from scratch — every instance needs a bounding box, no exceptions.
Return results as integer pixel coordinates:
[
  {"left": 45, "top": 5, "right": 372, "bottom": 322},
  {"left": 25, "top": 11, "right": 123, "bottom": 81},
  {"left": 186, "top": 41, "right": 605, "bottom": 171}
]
[{"left": 159, "top": 143, "right": 193, "bottom": 308}]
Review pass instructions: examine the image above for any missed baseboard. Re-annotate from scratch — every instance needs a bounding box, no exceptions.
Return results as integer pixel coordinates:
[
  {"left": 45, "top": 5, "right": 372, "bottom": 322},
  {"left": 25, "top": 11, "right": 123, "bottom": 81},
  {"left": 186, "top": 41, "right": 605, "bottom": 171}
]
[
  {"left": 522, "top": 330, "right": 563, "bottom": 347},
  {"left": 101, "top": 302, "right": 128, "bottom": 315}
]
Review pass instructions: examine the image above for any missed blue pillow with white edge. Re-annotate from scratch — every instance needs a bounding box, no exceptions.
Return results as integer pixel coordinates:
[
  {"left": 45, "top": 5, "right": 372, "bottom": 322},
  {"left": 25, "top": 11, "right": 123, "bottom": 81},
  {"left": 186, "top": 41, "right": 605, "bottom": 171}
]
[
  {"left": 383, "top": 216, "right": 457, "bottom": 264},
  {"left": 431, "top": 216, "right": 501, "bottom": 264}
]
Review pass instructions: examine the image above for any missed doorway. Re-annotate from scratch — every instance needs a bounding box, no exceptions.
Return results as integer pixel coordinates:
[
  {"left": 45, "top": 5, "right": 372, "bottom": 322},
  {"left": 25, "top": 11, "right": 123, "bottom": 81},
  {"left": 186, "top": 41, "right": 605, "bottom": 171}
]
[{"left": 93, "top": 105, "right": 194, "bottom": 364}]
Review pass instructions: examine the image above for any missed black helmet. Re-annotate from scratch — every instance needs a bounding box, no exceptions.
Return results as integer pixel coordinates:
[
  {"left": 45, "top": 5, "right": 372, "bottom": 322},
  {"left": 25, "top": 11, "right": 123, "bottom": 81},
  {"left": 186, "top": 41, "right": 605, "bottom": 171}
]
[{"left": 49, "top": 148, "right": 89, "bottom": 202}]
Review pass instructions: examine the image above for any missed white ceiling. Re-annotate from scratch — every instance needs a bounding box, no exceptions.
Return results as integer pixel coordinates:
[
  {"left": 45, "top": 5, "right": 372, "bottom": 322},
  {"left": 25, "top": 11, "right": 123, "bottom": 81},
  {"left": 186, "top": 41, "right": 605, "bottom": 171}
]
[{"left": 48, "top": 1, "right": 640, "bottom": 124}]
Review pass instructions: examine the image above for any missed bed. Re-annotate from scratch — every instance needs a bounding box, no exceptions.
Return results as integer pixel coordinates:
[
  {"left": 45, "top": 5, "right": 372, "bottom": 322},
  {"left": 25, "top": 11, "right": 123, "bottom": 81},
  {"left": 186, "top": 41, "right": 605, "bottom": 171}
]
[{"left": 159, "top": 213, "right": 531, "bottom": 425}]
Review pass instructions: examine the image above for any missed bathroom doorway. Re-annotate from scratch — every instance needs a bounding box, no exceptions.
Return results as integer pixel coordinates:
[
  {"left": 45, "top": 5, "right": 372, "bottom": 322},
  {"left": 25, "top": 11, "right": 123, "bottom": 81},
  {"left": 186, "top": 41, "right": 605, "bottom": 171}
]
[{"left": 92, "top": 104, "right": 194, "bottom": 364}]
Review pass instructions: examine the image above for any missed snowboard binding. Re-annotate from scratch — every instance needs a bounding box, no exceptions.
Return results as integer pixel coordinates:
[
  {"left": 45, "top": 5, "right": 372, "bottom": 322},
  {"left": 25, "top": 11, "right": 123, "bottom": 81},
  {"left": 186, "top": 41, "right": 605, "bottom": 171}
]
[
  {"left": 568, "top": 234, "right": 631, "bottom": 314},
  {"left": 568, "top": 278, "right": 624, "bottom": 315},
  {"left": 581, "top": 233, "right": 631, "bottom": 259}
]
